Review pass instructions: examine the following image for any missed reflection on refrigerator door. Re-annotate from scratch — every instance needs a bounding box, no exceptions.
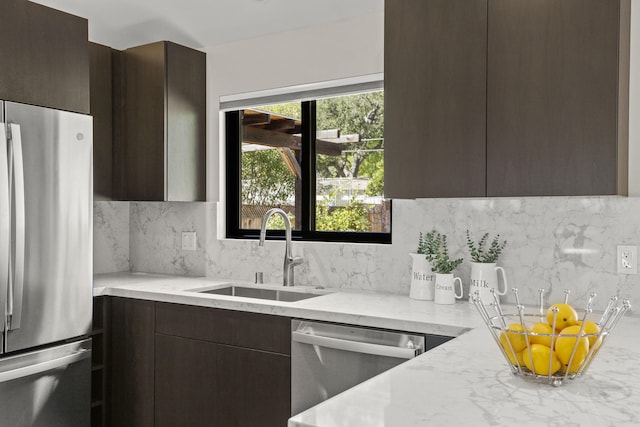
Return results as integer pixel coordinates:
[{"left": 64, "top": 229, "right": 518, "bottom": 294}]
[
  {"left": 4, "top": 101, "right": 93, "bottom": 353},
  {"left": 0, "top": 340, "right": 91, "bottom": 426},
  {"left": 1, "top": 100, "right": 93, "bottom": 426}
]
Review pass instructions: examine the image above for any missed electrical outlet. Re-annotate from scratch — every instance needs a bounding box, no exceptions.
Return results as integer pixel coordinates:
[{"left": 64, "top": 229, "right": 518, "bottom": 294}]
[
  {"left": 617, "top": 245, "right": 637, "bottom": 274},
  {"left": 181, "top": 231, "right": 197, "bottom": 251}
]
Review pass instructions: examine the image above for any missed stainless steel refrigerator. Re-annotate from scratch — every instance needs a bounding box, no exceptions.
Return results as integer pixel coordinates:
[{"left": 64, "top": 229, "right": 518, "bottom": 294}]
[{"left": 0, "top": 101, "right": 92, "bottom": 426}]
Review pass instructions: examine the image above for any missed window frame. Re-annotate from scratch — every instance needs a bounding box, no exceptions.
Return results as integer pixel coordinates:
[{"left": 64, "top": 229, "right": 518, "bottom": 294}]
[{"left": 225, "top": 98, "right": 391, "bottom": 244}]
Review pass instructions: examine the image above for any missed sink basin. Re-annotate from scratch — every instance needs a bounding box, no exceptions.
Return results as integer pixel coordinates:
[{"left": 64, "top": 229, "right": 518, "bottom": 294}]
[{"left": 190, "top": 285, "right": 323, "bottom": 302}]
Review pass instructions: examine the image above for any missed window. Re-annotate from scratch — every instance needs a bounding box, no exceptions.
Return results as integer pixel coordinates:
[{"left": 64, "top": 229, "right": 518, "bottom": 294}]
[{"left": 226, "top": 90, "right": 390, "bottom": 243}]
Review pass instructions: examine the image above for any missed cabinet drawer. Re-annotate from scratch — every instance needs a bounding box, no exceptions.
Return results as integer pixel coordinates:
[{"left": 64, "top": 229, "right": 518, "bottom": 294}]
[{"left": 155, "top": 302, "right": 291, "bottom": 355}]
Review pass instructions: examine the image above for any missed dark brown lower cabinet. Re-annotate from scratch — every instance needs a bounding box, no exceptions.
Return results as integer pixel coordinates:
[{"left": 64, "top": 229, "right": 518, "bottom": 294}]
[
  {"left": 108, "top": 299, "right": 291, "bottom": 426},
  {"left": 155, "top": 335, "right": 218, "bottom": 427},
  {"left": 217, "top": 345, "right": 291, "bottom": 427},
  {"left": 109, "top": 298, "right": 155, "bottom": 427},
  {"left": 91, "top": 296, "right": 108, "bottom": 427}
]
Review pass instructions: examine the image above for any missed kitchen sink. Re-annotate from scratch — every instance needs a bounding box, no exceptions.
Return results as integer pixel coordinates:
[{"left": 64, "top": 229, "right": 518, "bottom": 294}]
[{"left": 190, "top": 285, "right": 324, "bottom": 302}]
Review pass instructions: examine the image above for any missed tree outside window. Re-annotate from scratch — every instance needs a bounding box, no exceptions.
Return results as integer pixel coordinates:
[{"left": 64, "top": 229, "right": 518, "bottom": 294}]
[{"left": 228, "top": 90, "right": 390, "bottom": 242}]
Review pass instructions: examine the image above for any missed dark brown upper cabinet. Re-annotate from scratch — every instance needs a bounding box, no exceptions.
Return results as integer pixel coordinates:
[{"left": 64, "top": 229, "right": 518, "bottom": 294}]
[
  {"left": 384, "top": 0, "right": 630, "bottom": 199},
  {"left": 0, "top": 0, "right": 89, "bottom": 114},
  {"left": 486, "top": 0, "right": 629, "bottom": 196},
  {"left": 384, "top": 0, "right": 488, "bottom": 199},
  {"left": 120, "top": 41, "right": 206, "bottom": 201},
  {"left": 90, "top": 42, "right": 114, "bottom": 200}
]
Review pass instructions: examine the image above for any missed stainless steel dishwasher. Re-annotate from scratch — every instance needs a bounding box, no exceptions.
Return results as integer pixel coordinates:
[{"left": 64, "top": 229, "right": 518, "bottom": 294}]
[{"left": 291, "top": 319, "right": 453, "bottom": 415}]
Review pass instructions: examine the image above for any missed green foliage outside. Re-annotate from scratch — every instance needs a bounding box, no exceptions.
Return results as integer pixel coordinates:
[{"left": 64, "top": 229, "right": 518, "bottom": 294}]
[
  {"left": 241, "top": 149, "right": 294, "bottom": 206},
  {"left": 242, "top": 93, "right": 385, "bottom": 231},
  {"left": 316, "top": 196, "right": 370, "bottom": 232},
  {"left": 316, "top": 92, "right": 385, "bottom": 199},
  {"left": 242, "top": 101, "right": 299, "bottom": 207},
  {"left": 263, "top": 212, "right": 295, "bottom": 230}
]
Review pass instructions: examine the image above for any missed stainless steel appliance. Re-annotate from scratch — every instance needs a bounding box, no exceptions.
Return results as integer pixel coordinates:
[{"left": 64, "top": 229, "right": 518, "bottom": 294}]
[
  {"left": 291, "top": 319, "right": 453, "bottom": 416},
  {"left": 1, "top": 101, "right": 92, "bottom": 426}
]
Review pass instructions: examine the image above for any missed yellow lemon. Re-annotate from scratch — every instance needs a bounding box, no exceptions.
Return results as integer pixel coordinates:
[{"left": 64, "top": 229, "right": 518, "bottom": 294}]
[
  {"left": 499, "top": 323, "right": 527, "bottom": 353},
  {"left": 529, "top": 322, "right": 555, "bottom": 348},
  {"left": 504, "top": 347, "right": 526, "bottom": 367},
  {"left": 576, "top": 320, "right": 601, "bottom": 348},
  {"left": 555, "top": 325, "right": 589, "bottom": 374},
  {"left": 522, "top": 344, "right": 561, "bottom": 376},
  {"left": 546, "top": 303, "right": 578, "bottom": 331}
]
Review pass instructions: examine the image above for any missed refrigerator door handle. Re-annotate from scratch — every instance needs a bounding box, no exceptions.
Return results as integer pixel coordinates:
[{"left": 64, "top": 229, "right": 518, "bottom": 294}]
[
  {"left": 0, "top": 348, "right": 90, "bottom": 383},
  {"left": 7, "top": 123, "right": 25, "bottom": 330},
  {"left": 0, "top": 124, "right": 9, "bottom": 332}
]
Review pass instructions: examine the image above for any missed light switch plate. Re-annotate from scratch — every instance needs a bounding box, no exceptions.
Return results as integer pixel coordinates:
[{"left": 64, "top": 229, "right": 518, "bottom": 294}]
[
  {"left": 617, "top": 245, "right": 637, "bottom": 274},
  {"left": 181, "top": 231, "right": 197, "bottom": 251}
]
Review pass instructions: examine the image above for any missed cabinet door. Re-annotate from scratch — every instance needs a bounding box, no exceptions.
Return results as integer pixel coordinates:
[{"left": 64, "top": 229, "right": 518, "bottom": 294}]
[
  {"left": 109, "top": 298, "right": 155, "bottom": 427},
  {"left": 217, "top": 345, "right": 291, "bottom": 427},
  {"left": 90, "top": 42, "right": 114, "bottom": 200},
  {"left": 123, "top": 42, "right": 166, "bottom": 201},
  {"left": 166, "top": 42, "right": 206, "bottom": 202},
  {"left": 384, "top": 0, "right": 488, "bottom": 198},
  {"left": 487, "top": 0, "right": 629, "bottom": 196},
  {"left": 91, "top": 296, "right": 108, "bottom": 427},
  {"left": 0, "top": 0, "right": 89, "bottom": 113},
  {"left": 155, "top": 334, "right": 218, "bottom": 427},
  {"left": 122, "top": 41, "right": 206, "bottom": 201}
]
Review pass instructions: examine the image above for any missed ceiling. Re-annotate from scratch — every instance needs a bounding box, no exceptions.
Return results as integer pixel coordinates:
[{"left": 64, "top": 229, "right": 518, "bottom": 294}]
[{"left": 31, "top": 0, "right": 384, "bottom": 50}]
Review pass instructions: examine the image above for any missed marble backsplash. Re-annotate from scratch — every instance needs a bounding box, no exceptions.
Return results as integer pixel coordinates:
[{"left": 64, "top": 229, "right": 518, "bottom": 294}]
[
  {"left": 129, "top": 202, "right": 208, "bottom": 276},
  {"left": 94, "top": 201, "right": 129, "bottom": 274},
  {"left": 93, "top": 197, "right": 640, "bottom": 312}
]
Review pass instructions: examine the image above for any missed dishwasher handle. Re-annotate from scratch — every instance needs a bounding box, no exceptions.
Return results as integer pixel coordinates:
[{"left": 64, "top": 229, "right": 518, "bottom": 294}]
[{"left": 292, "top": 330, "right": 420, "bottom": 359}]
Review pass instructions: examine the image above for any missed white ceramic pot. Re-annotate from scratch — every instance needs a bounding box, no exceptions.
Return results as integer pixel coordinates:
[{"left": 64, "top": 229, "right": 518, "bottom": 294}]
[
  {"left": 434, "top": 273, "right": 463, "bottom": 305},
  {"left": 409, "top": 253, "right": 435, "bottom": 300},
  {"left": 468, "top": 262, "right": 508, "bottom": 304}
]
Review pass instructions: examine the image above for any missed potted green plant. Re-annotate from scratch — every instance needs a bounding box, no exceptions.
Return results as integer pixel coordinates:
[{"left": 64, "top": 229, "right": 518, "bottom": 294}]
[
  {"left": 423, "top": 231, "right": 463, "bottom": 304},
  {"left": 409, "top": 231, "right": 439, "bottom": 300},
  {"left": 465, "top": 230, "right": 508, "bottom": 304}
]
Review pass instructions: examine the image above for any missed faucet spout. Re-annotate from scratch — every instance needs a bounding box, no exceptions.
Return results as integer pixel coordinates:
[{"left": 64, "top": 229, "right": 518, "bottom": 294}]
[{"left": 259, "top": 208, "right": 303, "bottom": 286}]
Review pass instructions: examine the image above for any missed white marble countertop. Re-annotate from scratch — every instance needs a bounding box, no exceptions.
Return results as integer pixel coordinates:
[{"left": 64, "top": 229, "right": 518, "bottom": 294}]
[
  {"left": 94, "top": 273, "right": 640, "bottom": 427},
  {"left": 93, "top": 272, "right": 480, "bottom": 336}
]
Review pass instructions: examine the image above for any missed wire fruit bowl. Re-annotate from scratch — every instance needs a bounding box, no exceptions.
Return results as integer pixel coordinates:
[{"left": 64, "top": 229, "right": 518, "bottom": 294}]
[{"left": 472, "top": 288, "right": 631, "bottom": 387}]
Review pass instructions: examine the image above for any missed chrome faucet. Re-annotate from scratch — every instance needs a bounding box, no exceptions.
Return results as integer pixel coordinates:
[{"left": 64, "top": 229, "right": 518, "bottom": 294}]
[{"left": 259, "top": 208, "right": 303, "bottom": 287}]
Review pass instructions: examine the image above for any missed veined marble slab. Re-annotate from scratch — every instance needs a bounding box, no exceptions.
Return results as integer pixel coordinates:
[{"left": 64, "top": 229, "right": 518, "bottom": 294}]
[{"left": 94, "top": 197, "right": 640, "bottom": 314}]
